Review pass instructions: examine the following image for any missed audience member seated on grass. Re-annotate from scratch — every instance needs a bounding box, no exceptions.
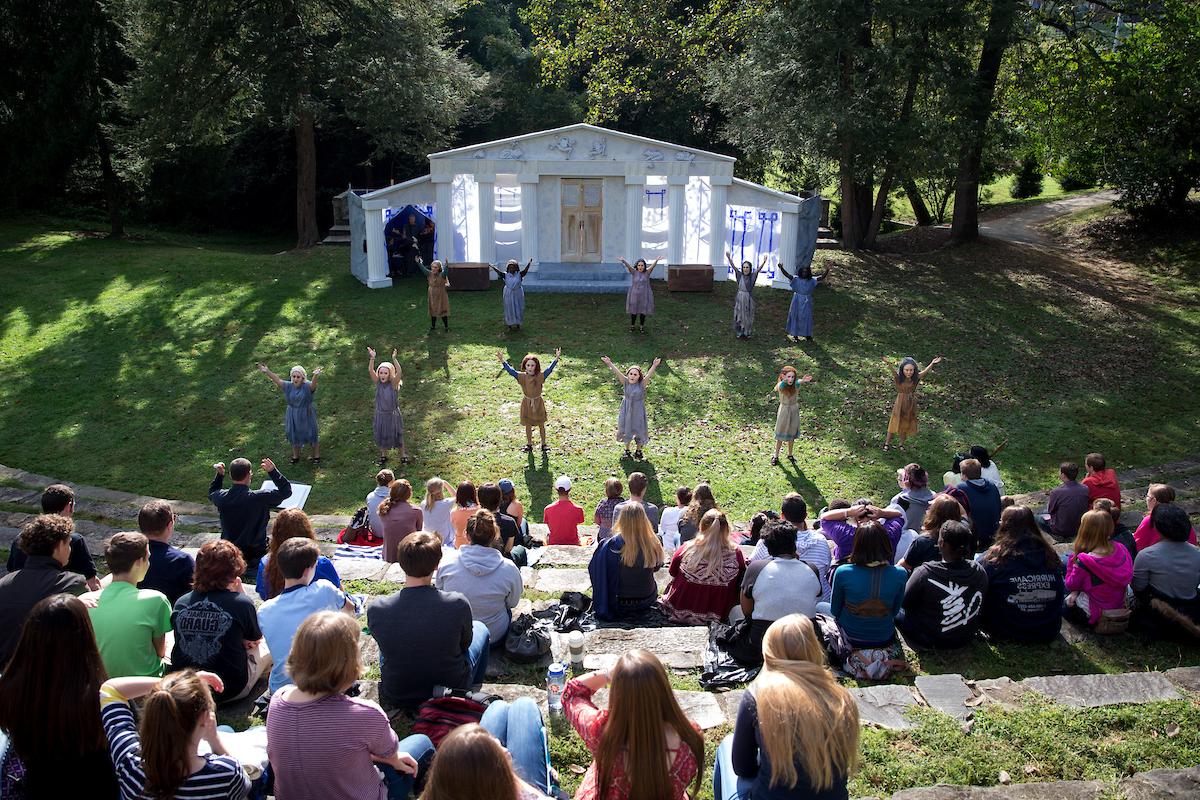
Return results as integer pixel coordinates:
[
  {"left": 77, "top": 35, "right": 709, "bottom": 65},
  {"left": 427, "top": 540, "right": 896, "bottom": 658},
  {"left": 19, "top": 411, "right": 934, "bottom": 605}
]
[
  {"left": 208, "top": 457, "right": 292, "bottom": 568},
  {"left": 267, "top": 611, "right": 433, "bottom": 800},
  {"left": 589, "top": 502, "right": 665, "bottom": 621},
  {"left": 1093, "top": 498, "right": 1137, "bottom": 558},
  {"left": 366, "top": 468, "right": 394, "bottom": 536},
  {"left": 499, "top": 479, "right": 529, "bottom": 541},
  {"left": 422, "top": 716, "right": 554, "bottom": 800},
  {"left": 956, "top": 458, "right": 1002, "bottom": 551},
  {"left": 819, "top": 499, "right": 903, "bottom": 562},
  {"left": 1131, "top": 504, "right": 1200, "bottom": 640},
  {"left": 822, "top": 523, "right": 906, "bottom": 650},
  {"left": 714, "top": 615, "right": 859, "bottom": 800},
  {"left": 544, "top": 475, "right": 585, "bottom": 545},
  {"left": 1082, "top": 452, "right": 1121, "bottom": 509},
  {"left": 436, "top": 510, "right": 523, "bottom": 642},
  {"left": 368, "top": 532, "right": 490, "bottom": 711},
  {"left": 421, "top": 476, "right": 457, "bottom": 547},
  {"left": 377, "top": 479, "right": 424, "bottom": 564},
  {"left": 259, "top": 538, "right": 354, "bottom": 695},
  {"left": 100, "top": 670, "right": 249, "bottom": 800},
  {"left": 0, "top": 595, "right": 120, "bottom": 799},
  {"left": 256, "top": 508, "right": 341, "bottom": 601},
  {"left": 897, "top": 494, "right": 967, "bottom": 572},
  {"left": 899, "top": 521, "right": 988, "bottom": 650},
  {"left": 676, "top": 482, "right": 716, "bottom": 544},
  {"left": 661, "top": 509, "right": 746, "bottom": 624},
  {"left": 89, "top": 532, "right": 172, "bottom": 678},
  {"left": 970, "top": 444, "right": 1005, "bottom": 495},
  {"left": 1038, "top": 462, "right": 1090, "bottom": 541},
  {"left": 726, "top": 521, "right": 823, "bottom": 667},
  {"left": 594, "top": 477, "right": 626, "bottom": 543},
  {"left": 479, "top": 482, "right": 528, "bottom": 567},
  {"left": 0, "top": 514, "right": 87, "bottom": 665},
  {"left": 890, "top": 463, "right": 934, "bottom": 533},
  {"left": 1133, "top": 484, "right": 1198, "bottom": 551},
  {"left": 6, "top": 483, "right": 101, "bottom": 591},
  {"left": 170, "top": 539, "right": 270, "bottom": 704},
  {"left": 137, "top": 498, "right": 195, "bottom": 604},
  {"left": 751, "top": 493, "right": 832, "bottom": 603},
  {"left": 1063, "top": 509, "right": 1134, "bottom": 630},
  {"left": 661, "top": 486, "right": 693, "bottom": 551},
  {"left": 941, "top": 454, "right": 964, "bottom": 493},
  {"left": 451, "top": 481, "right": 479, "bottom": 548},
  {"left": 745, "top": 509, "right": 779, "bottom": 547},
  {"left": 616, "top": 471, "right": 661, "bottom": 537},
  {"left": 563, "top": 650, "right": 705, "bottom": 800},
  {"left": 979, "top": 507, "right": 1065, "bottom": 644}
]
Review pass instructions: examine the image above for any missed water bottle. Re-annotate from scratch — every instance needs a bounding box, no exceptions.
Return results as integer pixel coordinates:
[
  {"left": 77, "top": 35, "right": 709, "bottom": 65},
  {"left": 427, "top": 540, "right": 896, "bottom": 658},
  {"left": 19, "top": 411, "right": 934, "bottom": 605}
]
[
  {"left": 567, "top": 631, "right": 585, "bottom": 670},
  {"left": 547, "top": 662, "right": 566, "bottom": 713}
]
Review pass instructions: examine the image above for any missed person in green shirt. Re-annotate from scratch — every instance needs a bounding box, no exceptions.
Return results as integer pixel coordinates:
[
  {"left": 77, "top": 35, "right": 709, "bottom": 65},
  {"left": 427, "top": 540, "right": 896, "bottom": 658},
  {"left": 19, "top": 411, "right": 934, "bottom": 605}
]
[{"left": 89, "top": 532, "right": 172, "bottom": 677}]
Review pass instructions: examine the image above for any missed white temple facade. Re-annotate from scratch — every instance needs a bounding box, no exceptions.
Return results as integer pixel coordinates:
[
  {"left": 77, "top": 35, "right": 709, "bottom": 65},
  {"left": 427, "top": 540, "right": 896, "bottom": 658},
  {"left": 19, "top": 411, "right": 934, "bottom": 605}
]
[{"left": 348, "top": 123, "right": 821, "bottom": 290}]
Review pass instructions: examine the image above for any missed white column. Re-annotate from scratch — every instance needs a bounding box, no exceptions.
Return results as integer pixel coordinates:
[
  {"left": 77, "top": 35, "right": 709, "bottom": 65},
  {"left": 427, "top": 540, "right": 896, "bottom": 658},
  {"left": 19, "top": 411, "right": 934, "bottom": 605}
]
[
  {"left": 520, "top": 177, "right": 539, "bottom": 270},
  {"left": 708, "top": 182, "right": 728, "bottom": 277},
  {"left": 364, "top": 208, "right": 391, "bottom": 288},
  {"left": 624, "top": 177, "right": 643, "bottom": 261},
  {"left": 477, "top": 178, "right": 496, "bottom": 267},
  {"left": 667, "top": 177, "right": 687, "bottom": 265},
  {"left": 775, "top": 210, "right": 799, "bottom": 289},
  {"left": 434, "top": 177, "right": 454, "bottom": 263}
]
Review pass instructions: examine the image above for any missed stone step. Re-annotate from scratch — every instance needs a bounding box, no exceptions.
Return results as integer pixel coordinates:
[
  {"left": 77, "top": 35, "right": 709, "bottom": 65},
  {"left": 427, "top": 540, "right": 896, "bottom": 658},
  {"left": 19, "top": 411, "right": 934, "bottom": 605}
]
[{"left": 521, "top": 278, "right": 629, "bottom": 294}]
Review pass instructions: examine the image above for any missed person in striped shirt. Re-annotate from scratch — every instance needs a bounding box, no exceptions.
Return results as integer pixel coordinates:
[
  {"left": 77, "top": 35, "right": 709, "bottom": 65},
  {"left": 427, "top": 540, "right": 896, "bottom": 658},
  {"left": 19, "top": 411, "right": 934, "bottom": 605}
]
[{"left": 100, "top": 670, "right": 249, "bottom": 800}]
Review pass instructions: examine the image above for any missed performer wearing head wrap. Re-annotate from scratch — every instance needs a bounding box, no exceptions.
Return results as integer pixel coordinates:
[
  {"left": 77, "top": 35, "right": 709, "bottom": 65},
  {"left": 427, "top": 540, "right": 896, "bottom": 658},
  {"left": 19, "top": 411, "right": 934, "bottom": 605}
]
[{"left": 257, "top": 361, "right": 322, "bottom": 464}]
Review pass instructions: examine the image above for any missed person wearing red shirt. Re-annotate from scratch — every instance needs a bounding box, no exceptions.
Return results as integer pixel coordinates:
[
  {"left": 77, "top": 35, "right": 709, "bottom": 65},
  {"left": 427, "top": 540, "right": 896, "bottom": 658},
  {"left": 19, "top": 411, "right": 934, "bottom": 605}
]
[
  {"left": 1082, "top": 452, "right": 1122, "bottom": 509},
  {"left": 543, "top": 476, "right": 585, "bottom": 546}
]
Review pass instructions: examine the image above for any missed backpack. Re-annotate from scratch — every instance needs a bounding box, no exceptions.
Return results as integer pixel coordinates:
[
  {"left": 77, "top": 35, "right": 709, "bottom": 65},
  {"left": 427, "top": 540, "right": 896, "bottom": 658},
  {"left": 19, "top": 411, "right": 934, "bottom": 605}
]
[
  {"left": 337, "top": 506, "right": 383, "bottom": 546},
  {"left": 412, "top": 688, "right": 500, "bottom": 746}
]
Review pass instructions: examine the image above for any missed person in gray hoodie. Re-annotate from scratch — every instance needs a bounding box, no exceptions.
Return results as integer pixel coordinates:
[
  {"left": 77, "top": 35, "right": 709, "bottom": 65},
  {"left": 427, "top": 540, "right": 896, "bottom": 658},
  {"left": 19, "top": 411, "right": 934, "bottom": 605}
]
[
  {"left": 890, "top": 463, "right": 935, "bottom": 533},
  {"left": 436, "top": 509, "right": 523, "bottom": 641}
]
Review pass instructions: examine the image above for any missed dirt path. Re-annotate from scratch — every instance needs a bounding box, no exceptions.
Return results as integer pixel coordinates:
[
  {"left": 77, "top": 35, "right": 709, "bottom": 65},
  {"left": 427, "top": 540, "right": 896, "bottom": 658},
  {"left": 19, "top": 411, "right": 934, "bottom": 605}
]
[{"left": 978, "top": 190, "right": 1120, "bottom": 246}]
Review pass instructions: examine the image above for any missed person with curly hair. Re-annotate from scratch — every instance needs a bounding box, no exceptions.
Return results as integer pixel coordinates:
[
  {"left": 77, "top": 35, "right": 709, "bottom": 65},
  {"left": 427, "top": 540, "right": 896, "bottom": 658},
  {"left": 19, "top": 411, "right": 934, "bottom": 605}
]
[{"left": 0, "top": 513, "right": 87, "bottom": 665}]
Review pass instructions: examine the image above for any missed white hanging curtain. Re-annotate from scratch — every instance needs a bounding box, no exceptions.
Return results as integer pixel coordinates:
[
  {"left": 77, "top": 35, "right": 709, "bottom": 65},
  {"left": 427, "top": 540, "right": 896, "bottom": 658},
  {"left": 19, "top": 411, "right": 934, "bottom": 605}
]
[
  {"left": 641, "top": 176, "right": 668, "bottom": 260},
  {"left": 726, "top": 204, "right": 782, "bottom": 283},
  {"left": 451, "top": 173, "right": 478, "bottom": 261},
  {"left": 683, "top": 176, "right": 711, "bottom": 264},
  {"left": 494, "top": 181, "right": 523, "bottom": 264}
]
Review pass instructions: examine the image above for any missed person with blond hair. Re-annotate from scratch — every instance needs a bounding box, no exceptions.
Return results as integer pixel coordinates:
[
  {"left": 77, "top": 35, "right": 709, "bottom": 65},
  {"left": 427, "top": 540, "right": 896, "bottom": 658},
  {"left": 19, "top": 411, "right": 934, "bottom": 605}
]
[
  {"left": 421, "top": 476, "right": 457, "bottom": 546},
  {"left": 1064, "top": 509, "right": 1133, "bottom": 629},
  {"left": 256, "top": 360, "right": 322, "bottom": 464},
  {"left": 268, "top": 611, "right": 434, "bottom": 799},
  {"left": 377, "top": 479, "right": 424, "bottom": 563},
  {"left": 661, "top": 509, "right": 746, "bottom": 624},
  {"left": 100, "top": 669, "right": 249, "bottom": 800},
  {"left": 714, "top": 614, "right": 859, "bottom": 799},
  {"left": 563, "top": 650, "right": 704, "bottom": 799},
  {"left": 256, "top": 507, "right": 342, "bottom": 600},
  {"left": 588, "top": 502, "right": 665, "bottom": 621},
  {"left": 368, "top": 345, "right": 408, "bottom": 465},
  {"left": 600, "top": 355, "right": 663, "bottom": 460}
]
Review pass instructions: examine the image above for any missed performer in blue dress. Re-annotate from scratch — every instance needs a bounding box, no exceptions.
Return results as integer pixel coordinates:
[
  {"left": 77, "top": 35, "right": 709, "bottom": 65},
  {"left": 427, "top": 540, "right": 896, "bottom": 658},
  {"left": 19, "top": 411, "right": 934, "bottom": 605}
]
[
  {"left": 257, "top": 362, "right": 322, "bottom": 464},
  {"left": 778, "top": 263, "right": 831, "bottom": 342},
  {"left": 492, "top": 259, "right": 532, "bottom": 332}
]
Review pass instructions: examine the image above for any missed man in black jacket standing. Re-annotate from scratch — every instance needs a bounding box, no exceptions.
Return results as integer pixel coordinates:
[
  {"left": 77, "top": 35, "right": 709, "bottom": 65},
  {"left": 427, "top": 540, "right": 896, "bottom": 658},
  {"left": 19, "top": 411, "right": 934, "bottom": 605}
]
[{"left": 209, "top": 457, "right": 292, "bottom": 569}]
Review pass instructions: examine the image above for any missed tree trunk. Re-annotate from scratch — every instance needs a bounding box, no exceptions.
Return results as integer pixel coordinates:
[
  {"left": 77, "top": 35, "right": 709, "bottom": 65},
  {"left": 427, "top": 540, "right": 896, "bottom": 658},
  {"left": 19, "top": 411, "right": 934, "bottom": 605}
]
[
  {"left": 949, "top": 0, "right": 1019, "bottom": 244},
  {"left": 864, "top": 60, "right": 922, "bottom": 249},
  {"left": 903, "top": 177, "right": 934, "bottom": 226},
  {"left": 295, "top": 106, "right": 319, "bottom": 249},
  {"left": 96, "top": 126, "right": 124, "bottom": 239}
]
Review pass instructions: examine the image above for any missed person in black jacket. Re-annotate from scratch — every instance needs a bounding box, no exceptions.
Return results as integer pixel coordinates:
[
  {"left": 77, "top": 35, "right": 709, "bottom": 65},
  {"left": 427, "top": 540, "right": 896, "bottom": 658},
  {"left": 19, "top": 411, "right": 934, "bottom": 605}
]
[
  {"left": 6, "top": 483, "right": 100, "bottom": 591},
  {"left": 0, "top": 515, "right": 88, "bottom": 665},
  {"left": 208, "top": 457, "right": 292, "bottom": 569}
]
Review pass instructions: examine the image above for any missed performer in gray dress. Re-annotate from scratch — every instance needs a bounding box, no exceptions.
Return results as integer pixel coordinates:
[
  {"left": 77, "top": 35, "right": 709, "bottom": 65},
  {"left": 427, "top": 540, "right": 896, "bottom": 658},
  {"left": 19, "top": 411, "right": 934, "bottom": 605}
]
[
  {"left": 492, "top": 259, "right": 532, "bottom": 331},
  {"left": 619, "top": 257, "right": 659, "bottom": 333},
  {"left": 257, "top": 362, "right": 322, "bottom": 464},
  {"left": 601, "top": 354, "right": 662, "bottom": 460},
  {"left": 725, "top": 251, "right": 768, "bottom": 338},
  {"left": 367, "top": 346, "right": 408, "bottom": 465}
]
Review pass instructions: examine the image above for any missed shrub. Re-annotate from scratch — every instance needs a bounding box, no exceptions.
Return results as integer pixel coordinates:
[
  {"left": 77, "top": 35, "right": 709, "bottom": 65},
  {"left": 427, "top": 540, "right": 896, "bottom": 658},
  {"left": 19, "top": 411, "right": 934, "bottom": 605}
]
[{"left": 1010, "top": 156, "right": 1044, "bottom": 199}]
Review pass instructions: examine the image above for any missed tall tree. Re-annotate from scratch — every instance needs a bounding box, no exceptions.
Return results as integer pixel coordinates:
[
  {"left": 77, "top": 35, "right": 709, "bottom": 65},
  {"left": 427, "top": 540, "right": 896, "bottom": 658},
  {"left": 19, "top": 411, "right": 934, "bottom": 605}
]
[{"left": 122, "top": 0, "right": 481, "bottom": 248}]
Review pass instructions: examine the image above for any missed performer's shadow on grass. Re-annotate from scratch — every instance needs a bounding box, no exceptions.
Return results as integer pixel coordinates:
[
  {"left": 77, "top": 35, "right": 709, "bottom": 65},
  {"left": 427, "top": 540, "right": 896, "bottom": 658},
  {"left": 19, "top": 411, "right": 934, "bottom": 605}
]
[
  {"left": 776, "top": 457, "right": 821, "bottom": 501},
  {"left": 523, "top": 451, "right": 554, "bottom": 513}
]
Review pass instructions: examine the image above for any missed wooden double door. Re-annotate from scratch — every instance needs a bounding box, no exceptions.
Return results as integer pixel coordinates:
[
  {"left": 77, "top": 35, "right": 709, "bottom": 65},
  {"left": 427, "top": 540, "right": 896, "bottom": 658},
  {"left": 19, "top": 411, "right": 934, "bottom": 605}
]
[{"left": 561, "top": 178, "right": 602, "bottom": 262}]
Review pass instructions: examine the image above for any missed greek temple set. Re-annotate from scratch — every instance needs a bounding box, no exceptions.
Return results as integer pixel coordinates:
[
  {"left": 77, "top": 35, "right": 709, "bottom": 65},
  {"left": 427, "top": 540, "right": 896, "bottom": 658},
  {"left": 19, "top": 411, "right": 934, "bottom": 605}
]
[{"left": 347, "top": 123, "right": 822, "bottom": 292}]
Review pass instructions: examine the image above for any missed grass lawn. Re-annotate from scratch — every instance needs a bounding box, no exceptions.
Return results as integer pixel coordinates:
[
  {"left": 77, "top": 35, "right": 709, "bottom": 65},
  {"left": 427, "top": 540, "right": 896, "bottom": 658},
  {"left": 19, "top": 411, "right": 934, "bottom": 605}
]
[{"left": 2, "top": 214, "right": 1199, "bottom": 523}]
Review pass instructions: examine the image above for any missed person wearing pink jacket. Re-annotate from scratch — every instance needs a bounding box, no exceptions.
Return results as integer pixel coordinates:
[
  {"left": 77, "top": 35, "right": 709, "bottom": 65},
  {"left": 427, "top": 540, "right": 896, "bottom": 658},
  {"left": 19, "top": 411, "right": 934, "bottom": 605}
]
[{"left": 1064, "top": 510, "right": 1134, "bottom": 627}]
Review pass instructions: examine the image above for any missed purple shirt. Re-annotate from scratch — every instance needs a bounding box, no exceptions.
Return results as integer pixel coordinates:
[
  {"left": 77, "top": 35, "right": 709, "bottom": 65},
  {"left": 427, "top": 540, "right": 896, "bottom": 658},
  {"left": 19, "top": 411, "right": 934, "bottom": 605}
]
[{"left": 820, "top": 515, "right": 904, "bottom": 561}]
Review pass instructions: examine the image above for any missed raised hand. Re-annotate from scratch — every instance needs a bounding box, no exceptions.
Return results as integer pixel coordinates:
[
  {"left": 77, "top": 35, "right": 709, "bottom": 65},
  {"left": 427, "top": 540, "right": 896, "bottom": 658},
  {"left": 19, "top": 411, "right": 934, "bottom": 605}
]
[
  {"left": 391, "top": 348, "right": 398, "bottom": 363},
  {"left": 931, "top": 356, "right": 945, "bottom": 365},
  {"left": 312, "top": 367, "right": 323, "bottom": 377},
  {"left": 367, "top": 346, "right": 376, "bottom": 359},
  {"left": 496, "top": 351, "right": 505, "bottom": 363},
  {"left": 213, "top": 462, "right": 226, "bottom": 476},
  {"left": 601, "top": 355, "right": 612, "bottom": 365},
  {"left": 651, "top": 357, "right": 662, "bottom": 367},
  {"left": 256, "top": 362, "right": 269, "bottom": 373},
  {"left": 554, "top": 347, "right": 562, "bottom": 358},
  {"left": 261, "top": 457, "right": 276, "bottom": 473},
  {"left": 801, "top": 374, "right": 814, "bottom": 383},
  {"left": 196, "top": 671, "right": 225, "bottom": 694}
]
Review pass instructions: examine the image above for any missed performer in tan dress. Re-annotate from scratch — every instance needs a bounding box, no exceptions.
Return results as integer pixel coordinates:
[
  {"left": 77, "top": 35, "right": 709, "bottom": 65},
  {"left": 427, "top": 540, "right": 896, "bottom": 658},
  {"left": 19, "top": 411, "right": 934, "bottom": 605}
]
[
  {"left": 497, "top": 347, "right": 561, "bottom": 452},
  {"left": 417, "top": 258, "right": 450, "bottom": 332},
  {"left": 883, "top": 355, "right": 943, "bottom": 451},
  {"left": 772, "top": 366, "right": 813, "bottom": 465}
]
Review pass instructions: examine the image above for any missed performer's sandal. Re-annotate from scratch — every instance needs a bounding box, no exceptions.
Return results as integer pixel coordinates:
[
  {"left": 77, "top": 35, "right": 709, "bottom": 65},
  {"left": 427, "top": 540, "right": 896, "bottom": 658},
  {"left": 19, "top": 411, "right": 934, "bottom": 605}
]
[
  {"left": 541, "top": 444, "right": 550, "bottom": 452},
  {"left": 521, "top": 444, "right": 534, "bottom": 453},
  {"left": 290, "top": 457, "right": 300, "bottom": 464},
  {"left": 634, "top": 449, "right": 644, "bottom": 460},
  {"left": 623, "top": 449, "right": 632, "bottom": 458},
  {"left": 770, "top": 457, "right": 779, "bottom": 466}
]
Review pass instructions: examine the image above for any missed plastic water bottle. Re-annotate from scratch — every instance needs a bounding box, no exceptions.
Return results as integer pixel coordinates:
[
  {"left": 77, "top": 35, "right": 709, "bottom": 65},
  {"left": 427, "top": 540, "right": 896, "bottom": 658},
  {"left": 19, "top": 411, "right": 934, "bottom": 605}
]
[
  {"left": 547, "top": 662, "right": 566, "bottom": 713},
  {"left": 567, "top": 631, "right": 586, "bottom": 670}
]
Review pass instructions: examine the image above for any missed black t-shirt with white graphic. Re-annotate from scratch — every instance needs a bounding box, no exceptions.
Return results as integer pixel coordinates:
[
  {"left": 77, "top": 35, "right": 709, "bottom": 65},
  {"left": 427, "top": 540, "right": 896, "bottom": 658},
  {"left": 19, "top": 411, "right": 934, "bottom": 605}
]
[
  {"left": 900, "top": 559, "right": 988, "bottom": 649},
  {"left": 170, "top": 588, "right": 262, "bottom": 700}
]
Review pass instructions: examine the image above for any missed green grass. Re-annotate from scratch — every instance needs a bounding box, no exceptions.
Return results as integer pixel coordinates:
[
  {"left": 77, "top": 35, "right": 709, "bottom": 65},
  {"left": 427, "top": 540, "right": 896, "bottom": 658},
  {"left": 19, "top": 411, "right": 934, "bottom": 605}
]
[
  {"left": 912, "top": 635, "right": 1200, "bottom": 681},
  {"left": 1, "top": 214, "right": 1199, "bottom": 527}
]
